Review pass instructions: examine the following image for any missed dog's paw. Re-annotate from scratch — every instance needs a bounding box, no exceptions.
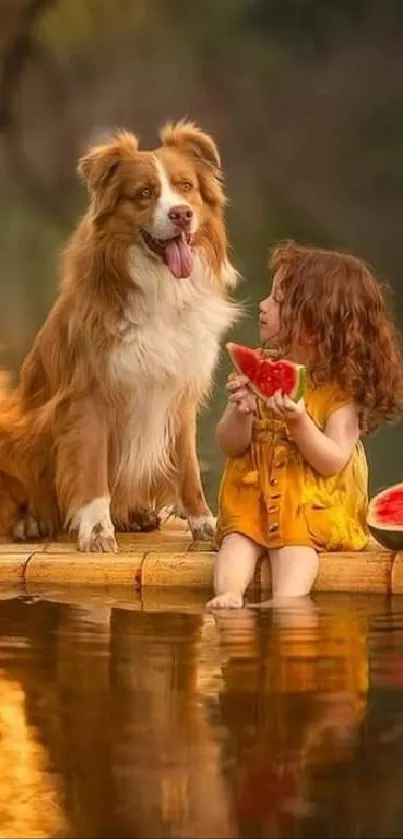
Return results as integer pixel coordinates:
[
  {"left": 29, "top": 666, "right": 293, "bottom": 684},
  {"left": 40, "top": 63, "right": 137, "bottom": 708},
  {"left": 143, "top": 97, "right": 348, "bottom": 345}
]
[
  {"left": 79, "top": 526, "right": 118, "bottom": 553},
  {"left": 127, "top": 509, "right": 161, "bottom": 533},
  {"left": 13, "top": 515, "right": 51, "bottom": 542},
  {"left": 188, "top": 514, "right": 216, "bottom": 547},
  {"left": 114, "top": 509, "right": 161, "bottom": 533},
  {"left": 71, "top": 498, "right": 118, "bottom": 553}
]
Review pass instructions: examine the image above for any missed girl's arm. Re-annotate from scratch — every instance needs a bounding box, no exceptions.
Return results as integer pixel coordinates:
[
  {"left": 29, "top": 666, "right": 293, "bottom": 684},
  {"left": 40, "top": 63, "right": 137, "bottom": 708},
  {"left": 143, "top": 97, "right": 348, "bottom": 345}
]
[
  {"left": 216, "top": 403, "right": 253, "bottom": 457},
  {"left": 216, "top": 374, "right": 257, "bottom": 458},
  {"left": 287, "top": 400, "right": 360, "bottom": 477},
  {"left": 216, "top": 402, "right": 254, "bottom": 458}
]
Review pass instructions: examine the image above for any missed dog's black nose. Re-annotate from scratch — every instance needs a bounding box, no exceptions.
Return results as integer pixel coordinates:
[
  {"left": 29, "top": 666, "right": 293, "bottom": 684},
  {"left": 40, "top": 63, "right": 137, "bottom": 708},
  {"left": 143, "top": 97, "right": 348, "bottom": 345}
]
[{"left": 168, "top": 205, "right": 193, "bottom": 228}]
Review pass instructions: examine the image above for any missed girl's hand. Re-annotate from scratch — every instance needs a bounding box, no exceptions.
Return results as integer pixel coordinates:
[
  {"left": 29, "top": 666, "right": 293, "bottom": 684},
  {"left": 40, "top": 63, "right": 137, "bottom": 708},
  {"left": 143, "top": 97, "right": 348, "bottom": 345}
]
[
  {"left": 226, "top": 374, "right": 257, "bottom": 415},
  {"left": 267, "top": 389, "right": 306, "bottom": 422}
]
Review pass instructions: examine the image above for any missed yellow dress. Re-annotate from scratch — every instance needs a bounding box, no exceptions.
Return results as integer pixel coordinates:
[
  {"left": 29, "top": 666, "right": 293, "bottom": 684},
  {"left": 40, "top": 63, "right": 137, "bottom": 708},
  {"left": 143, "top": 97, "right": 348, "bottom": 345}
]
[{"left": 216, "top": 378, "right": 369, "bottom": 551}]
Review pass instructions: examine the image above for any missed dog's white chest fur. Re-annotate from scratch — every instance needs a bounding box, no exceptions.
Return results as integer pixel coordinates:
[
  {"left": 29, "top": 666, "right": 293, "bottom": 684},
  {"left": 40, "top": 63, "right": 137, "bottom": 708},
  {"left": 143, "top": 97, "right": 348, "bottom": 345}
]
[{"left": 108, "top": 249, "right": 238, "bottom": 489}]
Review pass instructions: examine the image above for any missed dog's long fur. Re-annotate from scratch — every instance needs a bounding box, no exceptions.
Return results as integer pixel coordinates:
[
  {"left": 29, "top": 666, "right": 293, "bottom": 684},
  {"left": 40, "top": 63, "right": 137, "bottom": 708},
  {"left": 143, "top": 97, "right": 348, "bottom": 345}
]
[{"left": 0, "top": 121, "right": 240, "bottom": 551}]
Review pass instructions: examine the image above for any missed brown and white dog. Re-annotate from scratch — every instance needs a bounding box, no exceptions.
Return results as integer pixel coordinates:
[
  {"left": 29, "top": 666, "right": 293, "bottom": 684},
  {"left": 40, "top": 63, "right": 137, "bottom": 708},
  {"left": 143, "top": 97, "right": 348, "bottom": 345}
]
[{"left": 0, "top": 121, "right": 239, "bottom": 551}]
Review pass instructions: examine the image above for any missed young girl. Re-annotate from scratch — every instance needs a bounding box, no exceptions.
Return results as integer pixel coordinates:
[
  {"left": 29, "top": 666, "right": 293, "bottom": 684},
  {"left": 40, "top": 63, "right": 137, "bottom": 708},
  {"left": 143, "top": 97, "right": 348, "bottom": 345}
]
[{"left": 207, "top": 241, "right": 403, "bottom": 610}]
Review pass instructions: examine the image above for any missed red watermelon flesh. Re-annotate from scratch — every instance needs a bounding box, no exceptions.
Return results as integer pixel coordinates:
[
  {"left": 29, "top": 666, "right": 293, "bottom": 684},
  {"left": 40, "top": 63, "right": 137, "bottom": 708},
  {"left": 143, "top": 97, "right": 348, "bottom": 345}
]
[
  {"left": 226, "top": 344, "right": 262, "bottom": 380},
  {"left": 367, "top": 483, "right": 403, "bottom": 550},
  {"left": 226, "top": 342, "right": 307, "bottom": 403}
]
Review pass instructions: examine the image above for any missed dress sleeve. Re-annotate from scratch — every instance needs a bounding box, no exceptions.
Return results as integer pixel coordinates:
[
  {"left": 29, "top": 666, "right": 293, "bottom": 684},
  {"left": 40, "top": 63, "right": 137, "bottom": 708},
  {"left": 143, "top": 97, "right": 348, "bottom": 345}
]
[{"left": 324, "top": 382, "right": 354, "bottom": 421}]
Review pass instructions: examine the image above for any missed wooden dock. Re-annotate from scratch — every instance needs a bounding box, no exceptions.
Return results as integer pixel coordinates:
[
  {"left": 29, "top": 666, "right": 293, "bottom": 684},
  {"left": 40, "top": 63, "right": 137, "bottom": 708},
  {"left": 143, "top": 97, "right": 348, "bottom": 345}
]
[{"left": 0, "top": 517, "right": 401, "bottom": 595}]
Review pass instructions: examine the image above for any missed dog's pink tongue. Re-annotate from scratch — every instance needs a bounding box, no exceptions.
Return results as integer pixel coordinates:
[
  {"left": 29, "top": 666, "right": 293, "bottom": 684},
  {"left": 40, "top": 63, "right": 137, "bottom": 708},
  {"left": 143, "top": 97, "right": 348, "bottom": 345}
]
[{"left": 164, "top": 235, "right": 193, "bottom": 278}]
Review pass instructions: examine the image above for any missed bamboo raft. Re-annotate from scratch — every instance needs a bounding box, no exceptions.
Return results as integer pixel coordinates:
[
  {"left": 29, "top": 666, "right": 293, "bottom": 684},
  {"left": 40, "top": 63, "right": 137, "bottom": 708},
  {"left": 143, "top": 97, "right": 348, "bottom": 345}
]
[{"left": 0, "top": 517, "right": 401, "bottom": 595}]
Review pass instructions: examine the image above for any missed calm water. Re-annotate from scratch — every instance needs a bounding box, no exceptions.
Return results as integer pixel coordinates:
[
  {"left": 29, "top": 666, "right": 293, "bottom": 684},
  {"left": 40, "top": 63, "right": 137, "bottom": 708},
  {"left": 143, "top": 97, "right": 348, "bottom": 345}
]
[{"left": 1, "top": 586, "right": 403, "bottom": 838}]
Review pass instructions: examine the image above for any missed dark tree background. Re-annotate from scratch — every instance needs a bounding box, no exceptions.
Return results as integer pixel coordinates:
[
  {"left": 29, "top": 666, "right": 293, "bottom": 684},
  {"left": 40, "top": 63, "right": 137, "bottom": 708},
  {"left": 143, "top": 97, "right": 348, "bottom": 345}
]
[{"left": 1, "top": 0, "right": 402, "bottom": 502}]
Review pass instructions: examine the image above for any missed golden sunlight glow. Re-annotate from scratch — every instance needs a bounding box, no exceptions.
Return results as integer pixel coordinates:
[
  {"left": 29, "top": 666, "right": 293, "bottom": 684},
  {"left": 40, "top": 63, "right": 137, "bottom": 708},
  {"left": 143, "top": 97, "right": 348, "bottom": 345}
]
[{"left": 0, "top": 671, "right": 68, "bottom": 838}]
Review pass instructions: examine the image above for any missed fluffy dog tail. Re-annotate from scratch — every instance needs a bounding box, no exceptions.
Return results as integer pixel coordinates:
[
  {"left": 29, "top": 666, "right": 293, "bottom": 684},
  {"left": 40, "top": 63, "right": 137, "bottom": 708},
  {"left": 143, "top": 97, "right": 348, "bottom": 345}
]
[{"left": 0, "top": 370, "right": 12, "bottom": 403}]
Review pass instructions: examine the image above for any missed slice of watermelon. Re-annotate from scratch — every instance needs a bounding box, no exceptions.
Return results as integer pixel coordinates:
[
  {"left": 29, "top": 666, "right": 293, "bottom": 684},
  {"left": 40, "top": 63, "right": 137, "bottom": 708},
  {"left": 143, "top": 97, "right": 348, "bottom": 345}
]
[
  {"left": 367, "top": 483, "right": 403, "bottom": 550},
  {"left": 226, "top": 342, "right": 307, "bottom": 403}
]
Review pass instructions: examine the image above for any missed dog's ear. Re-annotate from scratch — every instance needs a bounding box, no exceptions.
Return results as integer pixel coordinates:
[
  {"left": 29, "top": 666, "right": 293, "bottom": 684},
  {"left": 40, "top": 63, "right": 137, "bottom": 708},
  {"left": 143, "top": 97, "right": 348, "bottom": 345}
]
[
  {"left": 160, "top": 120, "right": 222, "bottom": 179},
  {"left": 160, "top": 120, "right": 224, "bottom": 207},
  {"left": 77, "top": 131, "right": 139, "bottom": 194}
]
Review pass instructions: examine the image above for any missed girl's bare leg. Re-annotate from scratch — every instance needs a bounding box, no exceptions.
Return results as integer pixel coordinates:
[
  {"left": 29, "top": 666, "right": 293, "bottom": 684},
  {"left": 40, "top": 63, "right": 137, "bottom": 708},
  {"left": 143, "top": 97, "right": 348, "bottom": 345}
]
[
  {"left": 270, "top": 546, "right": 319, "bottom": 598},
  {"left": 206, "top": 532, "right": 263, "bottom": 610},
  {"left": 251, "top": 546, "right": 319, "bottom": 623}
]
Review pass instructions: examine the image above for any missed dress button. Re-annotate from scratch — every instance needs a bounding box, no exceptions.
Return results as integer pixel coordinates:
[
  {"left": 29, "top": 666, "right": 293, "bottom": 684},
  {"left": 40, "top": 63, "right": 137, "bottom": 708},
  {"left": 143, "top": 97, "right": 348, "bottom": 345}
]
[
  {"left": 268, "top": 505, "right": 278, "bottom": 513},
  {"left": 275, "top": 460, "right": 285, "bottom": 469},
  {"left": 271, "top": 492, "right": 281, "bottom": 500},
  {"left": 270, "top": 478, "right": 278, "bottom": 486},
  {"left": 268, "top": 523, "right": 279, "bottom": 532}
]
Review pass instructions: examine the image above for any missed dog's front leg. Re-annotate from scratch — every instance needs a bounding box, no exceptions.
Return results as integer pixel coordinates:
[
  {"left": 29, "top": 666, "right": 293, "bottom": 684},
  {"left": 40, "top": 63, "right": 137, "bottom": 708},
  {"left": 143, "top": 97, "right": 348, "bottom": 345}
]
[
  {"left": 176, "top": 403, "right": 216, "bottom": 543},
  {"left": 56, "top": 403, "right": 117, "bottom": 553}
]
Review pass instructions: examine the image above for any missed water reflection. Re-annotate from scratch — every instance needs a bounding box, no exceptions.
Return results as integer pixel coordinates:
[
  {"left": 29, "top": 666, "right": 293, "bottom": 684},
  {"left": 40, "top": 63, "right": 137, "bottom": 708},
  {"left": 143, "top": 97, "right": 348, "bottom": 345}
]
[
  {"left": 0, "top": 591, "right": 403, "bottom": 837},
  {"left": 214, "top": 601, "right": 370, "bottom": 837}
]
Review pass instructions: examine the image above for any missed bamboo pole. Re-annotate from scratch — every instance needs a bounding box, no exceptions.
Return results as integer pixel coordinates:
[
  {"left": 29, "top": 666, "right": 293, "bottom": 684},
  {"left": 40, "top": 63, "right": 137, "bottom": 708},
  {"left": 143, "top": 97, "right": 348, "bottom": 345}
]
[{"left": 0, "top": 519, "right": 399, "bottom": 594}]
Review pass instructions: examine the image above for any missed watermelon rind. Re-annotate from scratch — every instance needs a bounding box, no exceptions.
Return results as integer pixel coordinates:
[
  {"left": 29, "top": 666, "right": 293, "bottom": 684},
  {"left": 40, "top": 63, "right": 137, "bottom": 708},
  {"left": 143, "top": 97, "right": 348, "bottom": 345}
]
[
  {"left": 226, "top": 343, "right": 307, "bottom": 403},
  {"left": 282, "top": 361, "right": 307, "bottom": 403},
  {"left": 367, "top": 483, "right": 403, "bottom": 550}
]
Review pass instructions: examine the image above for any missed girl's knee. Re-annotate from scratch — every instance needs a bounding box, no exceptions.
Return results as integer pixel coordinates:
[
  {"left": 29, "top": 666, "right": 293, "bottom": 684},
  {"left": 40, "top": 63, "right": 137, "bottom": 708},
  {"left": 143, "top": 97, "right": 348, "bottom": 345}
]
[
  {"left": 220, "top": 532, "right": 263, "bottom": 557},
  {"left": 220, "top": 531, "right": 251, "bottom": 547}
]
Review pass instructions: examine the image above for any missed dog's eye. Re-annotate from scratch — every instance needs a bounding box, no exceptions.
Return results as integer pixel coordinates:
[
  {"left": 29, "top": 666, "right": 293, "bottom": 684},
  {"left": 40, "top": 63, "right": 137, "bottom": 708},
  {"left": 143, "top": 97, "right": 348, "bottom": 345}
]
[
  {"left": 180, "top": 181, "right": 193, "bottom": 192},
  {"left": 138, "top": 187, "right": 152, "bottom": 200}
]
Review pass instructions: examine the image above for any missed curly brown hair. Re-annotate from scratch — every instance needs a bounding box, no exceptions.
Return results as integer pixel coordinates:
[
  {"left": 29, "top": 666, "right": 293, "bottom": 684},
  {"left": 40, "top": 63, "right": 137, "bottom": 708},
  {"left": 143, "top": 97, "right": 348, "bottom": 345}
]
[{"left": 269, "top": 241, "right": 403, "bottom": 434}]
